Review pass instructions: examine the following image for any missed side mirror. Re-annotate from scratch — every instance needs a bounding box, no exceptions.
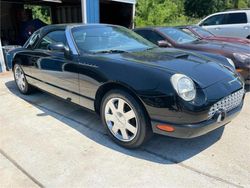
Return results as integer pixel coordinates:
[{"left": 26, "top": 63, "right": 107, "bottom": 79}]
[
  {"left": 157, "top": 40, "right": 172, "bottom": 48},
  {"left": 48, "top": 42, "right": 66, "bottom": 52}
]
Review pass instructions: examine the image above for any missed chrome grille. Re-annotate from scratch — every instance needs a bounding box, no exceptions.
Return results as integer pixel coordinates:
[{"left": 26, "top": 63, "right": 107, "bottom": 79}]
[{"left": 208, "top": 89, "right": 244, "bottom": 119}]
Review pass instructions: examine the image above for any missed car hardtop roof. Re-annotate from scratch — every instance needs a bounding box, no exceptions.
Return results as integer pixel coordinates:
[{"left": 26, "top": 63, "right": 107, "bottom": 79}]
[
  {"left": 208, "top": 9, "right": 250, "bottom": 16},
  {"left": 38, "top": 23, "right": 124, "bottom": 35}
]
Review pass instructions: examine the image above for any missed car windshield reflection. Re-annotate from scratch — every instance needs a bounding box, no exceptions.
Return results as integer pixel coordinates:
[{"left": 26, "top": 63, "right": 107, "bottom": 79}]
[
  {"left": 193, "top": 27, "right": 214, "bottom": 38},
  {"left": 160, "top": 28, "right": 199, "bottom": 44},
  {"left": 71, "top": 25, "right": 156, "bottom": 53}
]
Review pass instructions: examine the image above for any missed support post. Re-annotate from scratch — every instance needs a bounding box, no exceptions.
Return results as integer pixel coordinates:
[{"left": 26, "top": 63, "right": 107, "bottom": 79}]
[
  {"left": 0, "top": 39, "right": 6, "bottom": 72},
  {"left": 81, "top": 0, "right": 87, "bottom": 24},
  {"left": 132, "top": 3, "right": 136, "bottom": 29}
]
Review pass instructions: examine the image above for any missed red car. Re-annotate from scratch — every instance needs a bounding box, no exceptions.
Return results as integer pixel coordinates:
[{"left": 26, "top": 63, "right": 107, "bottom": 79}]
[
  {"left": 178, "top": 25, "right": 250, "bottom": 46},
  {"left": 133, "top": 27, "right": 250, "bottom": 84}
]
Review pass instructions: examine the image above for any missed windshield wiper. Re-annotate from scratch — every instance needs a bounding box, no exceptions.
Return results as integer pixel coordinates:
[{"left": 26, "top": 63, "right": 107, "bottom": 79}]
[{"left": 94, "top": 49, "right": 128, "bottom": 54}]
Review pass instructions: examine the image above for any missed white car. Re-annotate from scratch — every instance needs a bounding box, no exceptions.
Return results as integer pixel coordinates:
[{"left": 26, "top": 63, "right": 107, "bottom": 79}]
[{"left": 198, "top": 9, "right": 250, "bottom": 39}]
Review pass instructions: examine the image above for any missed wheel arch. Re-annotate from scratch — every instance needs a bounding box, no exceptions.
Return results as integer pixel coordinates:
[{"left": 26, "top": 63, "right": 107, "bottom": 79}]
[
  {"left": 11, "top": 54, "right": 23, "bottom": 70},
  {"left": 94, "top": 82, "right": 150, "bottom": 120}
]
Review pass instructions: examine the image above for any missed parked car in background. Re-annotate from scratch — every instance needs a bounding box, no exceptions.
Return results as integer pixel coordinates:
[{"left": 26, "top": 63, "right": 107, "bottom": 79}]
[
  {"left": 198, "top": 9, "right": 250, "bottom": 39},
  {"left": 177, "top": 25, "right": 250, "bottom": 45},
  {"left": 134, "top": 27, "right": 250, "bottom": 84},
  {"left": 8, "top": 24, "right": 245, "bottom": 148}
]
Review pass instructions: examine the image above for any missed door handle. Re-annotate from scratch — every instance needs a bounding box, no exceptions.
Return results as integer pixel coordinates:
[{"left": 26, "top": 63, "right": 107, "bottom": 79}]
[
  {"left": 215, "top": 27, "right": 221, "bottom": 30},
  {"left": 243, "top": 26, "right": 249, "bottom": 30}
]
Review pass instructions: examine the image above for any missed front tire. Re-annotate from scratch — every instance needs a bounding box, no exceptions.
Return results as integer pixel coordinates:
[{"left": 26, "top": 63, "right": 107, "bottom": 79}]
[
  {"left": 14, "top": 64, "right": 33, "bottom": 94},
  {"left": 101, "top": 89, "right": 152, "bottom": 148}
]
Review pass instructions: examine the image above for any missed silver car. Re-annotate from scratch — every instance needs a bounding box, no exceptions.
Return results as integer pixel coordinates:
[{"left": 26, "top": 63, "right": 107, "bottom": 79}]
[{"left": 198, "top": 9, "right": 250, "bottom": 39}]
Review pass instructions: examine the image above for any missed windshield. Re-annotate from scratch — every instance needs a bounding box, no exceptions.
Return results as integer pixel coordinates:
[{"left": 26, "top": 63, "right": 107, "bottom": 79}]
[
  {"left": 159, "top": 28, "right": 199, "bottom": 44},
  {"left": 192, "top": 27, "right": 214, "bottom": 38},
  {"left": 71, "top": 25, "right": 156, "bottom": 53},
  {"left": 23, "top": 30, "right": 40, "bottom": 48}
]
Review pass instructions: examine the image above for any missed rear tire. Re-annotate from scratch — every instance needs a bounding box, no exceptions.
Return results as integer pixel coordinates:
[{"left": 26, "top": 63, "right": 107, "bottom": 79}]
[
  {"left": 101, "top": 89, "right": 152, "bottom": 149},
  {"left": 13, "top": 64, "right": 33, "bottom": 95}
]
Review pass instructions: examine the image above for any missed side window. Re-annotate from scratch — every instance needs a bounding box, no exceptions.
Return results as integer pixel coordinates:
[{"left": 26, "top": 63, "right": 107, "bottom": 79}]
[
  {"left": 136, "top": 30, "right": 164, "bottom": 45},
  {"left": 225, "top": 13, "right": 247, "bottom": 24},
  {"left": 201, "top": 14, "right": 225, "bottom": 26},
  {"left": 36, "top": 30, "right": 67, "bottom": 50},
  {"left": 134, "top": 30, "right": 149, "bottom": 39}
]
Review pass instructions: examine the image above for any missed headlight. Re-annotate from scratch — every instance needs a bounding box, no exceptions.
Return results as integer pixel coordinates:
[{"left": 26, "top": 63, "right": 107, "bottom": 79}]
[
  {"left": 233, "top": 53, "right": 250, "bottom": 63},
  {"left": 226, "top": 58, "right": 235, "bottom": 69},
  {"left": 171, "top": 74, "right": 196, "bottom": 101}
]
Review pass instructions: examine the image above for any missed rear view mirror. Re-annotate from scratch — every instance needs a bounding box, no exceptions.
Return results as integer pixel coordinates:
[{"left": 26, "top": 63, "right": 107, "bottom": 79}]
[
  {"left": 48, "top": 42, "right": 66, "bottom": 52},
  {"left": 157, "top": 40, "right": 172, "bottom": 48}
]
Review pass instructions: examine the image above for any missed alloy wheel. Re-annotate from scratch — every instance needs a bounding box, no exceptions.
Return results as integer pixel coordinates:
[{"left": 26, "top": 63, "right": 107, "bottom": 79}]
[
  {"left": 104, "top": 97, "right": 138, "bottom": 142},
  {"left": 14, "top": 65, "right": 26, "bottom": 92}
]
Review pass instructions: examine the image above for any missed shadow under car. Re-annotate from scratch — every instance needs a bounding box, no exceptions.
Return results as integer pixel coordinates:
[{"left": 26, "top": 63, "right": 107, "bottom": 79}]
[{"left": 5, "top": 80, "right": 225, "bottom": 164}]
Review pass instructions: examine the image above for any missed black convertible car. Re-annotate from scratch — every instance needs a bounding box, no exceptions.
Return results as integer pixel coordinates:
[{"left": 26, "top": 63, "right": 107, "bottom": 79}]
[{"left": 8, "top": 24, "right": 245, "bottom": 148}]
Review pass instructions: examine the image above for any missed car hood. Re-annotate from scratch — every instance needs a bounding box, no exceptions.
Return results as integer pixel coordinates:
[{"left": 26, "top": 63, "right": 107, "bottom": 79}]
[
  {"left": 99, "top": 48, "right": 239, "bottom": 88},
  {"left": 184, "top": 40, "right": 250, "bottom": 53},
  {"left": 206, "top": 36, "right": 250, "bottom": 45}
]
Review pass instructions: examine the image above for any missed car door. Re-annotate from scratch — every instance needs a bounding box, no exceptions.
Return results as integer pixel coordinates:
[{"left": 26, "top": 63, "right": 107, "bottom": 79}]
[
  {"left": 221, "top": 12, "right": 250, "bottom": 38},
  {"left": 200, "top": 13, "right": 227, "bottom": 36},
  {"left": 30, "top": 30, "right": 80, "bottom": 104}
]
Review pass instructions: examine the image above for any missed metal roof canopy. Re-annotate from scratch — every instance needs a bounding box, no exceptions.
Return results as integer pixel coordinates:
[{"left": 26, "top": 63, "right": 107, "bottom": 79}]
[
  {"left": 0, "top": 0, "right": 77, "bottom": 2},
  {"left": 110, "top": 0, "right": 136, "bottom": 4},
  {"left": 0, "top": 0, "right": 136, "bottom": 4},
  {"left": 0, "top": 0, "right": 81, "bottom": 5}
]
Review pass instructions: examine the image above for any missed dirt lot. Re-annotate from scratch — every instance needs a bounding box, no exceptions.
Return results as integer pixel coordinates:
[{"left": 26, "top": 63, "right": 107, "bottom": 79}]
[{"left": 0, "top": 72, "right": 250, "bottom": 188}]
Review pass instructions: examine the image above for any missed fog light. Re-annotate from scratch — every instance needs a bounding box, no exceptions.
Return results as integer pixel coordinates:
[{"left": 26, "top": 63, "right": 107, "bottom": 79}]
[{"left": 156, "top": 124, "right": 175, "bottom": 132}]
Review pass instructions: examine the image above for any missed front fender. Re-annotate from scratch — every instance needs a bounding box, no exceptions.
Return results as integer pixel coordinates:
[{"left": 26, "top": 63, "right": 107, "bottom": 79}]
[{"left": 6, "top": 47, "right": 27, "bottom": 70}]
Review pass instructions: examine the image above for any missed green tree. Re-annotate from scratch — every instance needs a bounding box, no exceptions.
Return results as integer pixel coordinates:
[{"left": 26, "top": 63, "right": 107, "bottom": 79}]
[
  {"left": 134, "top": 0, "right": 250, "bottom": 26},
  {"left": 135, "top": 0, "right": 188, "bottom": 26},
  {"left": 214, "top": 0, "right": 250, "bottom": 11},
  {"left": 184, "top": 0, "right": 217, "bottom": 18},
  {"left": 184, "top": 0, "right": 250, "bottom": 18},
  {"left": 24, "top": 5, "right": 51, "bottom": 24}
]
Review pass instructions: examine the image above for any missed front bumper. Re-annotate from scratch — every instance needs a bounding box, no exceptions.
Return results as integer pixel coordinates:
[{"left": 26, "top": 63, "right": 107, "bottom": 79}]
[{"left": 151, "top": 103, "right": 243, "bottom": 138}]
